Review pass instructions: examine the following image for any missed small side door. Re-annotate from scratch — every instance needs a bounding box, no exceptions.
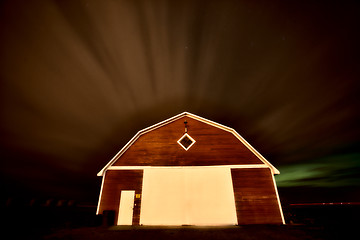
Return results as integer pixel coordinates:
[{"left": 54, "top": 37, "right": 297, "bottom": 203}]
[{"left": 117, "top": 190, "right": 135, "bottom": 225}]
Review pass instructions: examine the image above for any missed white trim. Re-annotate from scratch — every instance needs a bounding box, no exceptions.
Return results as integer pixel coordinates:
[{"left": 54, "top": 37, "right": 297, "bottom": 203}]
[
  {"left": 271, "top": 174, "right": 285, "bottom": 224},
  {"left": 186, "top": 113, "right": 279, "bottom": 175},
  {"left": 98, "top": 113, "right": 186, "bottom": 176},
  {"left": 96, "top": 170, "right": 106, "bottom": 215},
  {"left": 97, "top": 112, "right": 280, "bottom": 176},
  {"left": 177, "top": 133, "right": 196, "bottom": 151},
  {"left": 106, "top": 164, "right": 269, "bottom": 170}
]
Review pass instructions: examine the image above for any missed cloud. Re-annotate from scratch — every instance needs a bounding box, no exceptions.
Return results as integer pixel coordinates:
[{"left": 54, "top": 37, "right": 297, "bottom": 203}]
[
  {"left": 276, "top": 153, "right": 360, "bottom": 187},
  {"left": 1, "top": 0, "right": 359, "bottom": 200}
]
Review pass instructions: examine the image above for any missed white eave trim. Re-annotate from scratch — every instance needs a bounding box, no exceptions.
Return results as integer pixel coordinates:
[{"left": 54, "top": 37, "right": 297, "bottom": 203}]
[
  {"left": 97, "top": 112, "right": 280, "bottom": 176},
  {"left": 106, "top": 164, "right": 269, "bottom": 170}
]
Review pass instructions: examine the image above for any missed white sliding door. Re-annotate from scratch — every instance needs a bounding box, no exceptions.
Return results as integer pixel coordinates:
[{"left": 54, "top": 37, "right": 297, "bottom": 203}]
[{"left": 140, "top": 167, "right": 237, "bottom": 226}]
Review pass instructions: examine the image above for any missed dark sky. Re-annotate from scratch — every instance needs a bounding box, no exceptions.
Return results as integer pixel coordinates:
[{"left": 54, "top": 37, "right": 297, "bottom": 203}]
[{"left": 1, "top": 0, "right": 359, "bottom": 203}]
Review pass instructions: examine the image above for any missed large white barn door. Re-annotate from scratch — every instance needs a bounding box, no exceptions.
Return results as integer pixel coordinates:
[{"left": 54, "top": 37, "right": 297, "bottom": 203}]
[
  {"left": 140, "top": 167, "right": 237, "bottom": 226},
  {"left": 117, "top": 190, "right": 135, "bottom": 225}
]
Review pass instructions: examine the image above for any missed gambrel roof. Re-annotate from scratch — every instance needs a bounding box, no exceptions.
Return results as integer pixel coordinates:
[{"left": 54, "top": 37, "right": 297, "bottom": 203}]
[{"left": 98, "top": 112, "right": 280, "bottom": 176}]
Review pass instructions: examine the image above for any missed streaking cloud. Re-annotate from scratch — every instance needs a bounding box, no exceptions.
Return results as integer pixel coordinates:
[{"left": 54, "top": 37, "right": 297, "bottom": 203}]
[{"left": 0, "top": 0, "right": 359, "bottom": 200}]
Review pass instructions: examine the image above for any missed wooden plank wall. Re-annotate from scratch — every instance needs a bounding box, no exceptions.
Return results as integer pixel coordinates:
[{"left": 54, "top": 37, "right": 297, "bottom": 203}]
[
  {"left": 231, "top": 168, "right": 283, "bottom": 224},
  {"left": 114, "top": 117, "right": 263, "bottom": 166},
  {"left": 98, "top": 170, "right": 143, "bottom": 225},
  {"left": 99, "top": 168, "right": 283, "bottom": 225}
]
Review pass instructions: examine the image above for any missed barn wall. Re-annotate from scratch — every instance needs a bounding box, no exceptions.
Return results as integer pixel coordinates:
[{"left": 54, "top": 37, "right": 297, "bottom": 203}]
[
  {"left": 98, "top": 170, "right": 143, "bottom": 225},
  {"left": 113, "top": 117, "right": 263, "bottom": 166},
  {"left": 231, "top": 168, "right": 283, "bottom": 224}
]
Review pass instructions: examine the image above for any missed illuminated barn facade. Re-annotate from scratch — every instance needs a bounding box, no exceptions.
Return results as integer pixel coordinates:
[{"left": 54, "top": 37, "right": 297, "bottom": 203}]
[{"left": 96, "top": 112, "right": 285, "bottom": 225}]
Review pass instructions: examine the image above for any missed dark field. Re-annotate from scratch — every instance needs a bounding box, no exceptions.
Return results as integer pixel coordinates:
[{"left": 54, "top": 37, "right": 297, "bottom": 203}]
[
  {"left": 43, "top": 225, "right": 332, "bottom": 240},
  {"left": 2, "top": 199, "right": 358, "bottom": 240}
]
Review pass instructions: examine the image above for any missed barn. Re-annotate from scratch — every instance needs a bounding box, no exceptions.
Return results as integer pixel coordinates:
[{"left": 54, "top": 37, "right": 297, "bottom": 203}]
[{"left": 96, "top": 112, "right": 285, "bottom": 225}]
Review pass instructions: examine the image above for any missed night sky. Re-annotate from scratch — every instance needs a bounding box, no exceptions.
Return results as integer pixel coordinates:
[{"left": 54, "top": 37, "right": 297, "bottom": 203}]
[{"left": 1, "top": 0, "right": 359, "bottom": 204}]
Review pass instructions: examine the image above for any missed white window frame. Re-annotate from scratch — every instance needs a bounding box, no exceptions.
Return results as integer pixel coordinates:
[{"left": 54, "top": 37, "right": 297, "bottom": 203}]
[{"left": 177, "top": 133, "right": 196, "bottom": 151}]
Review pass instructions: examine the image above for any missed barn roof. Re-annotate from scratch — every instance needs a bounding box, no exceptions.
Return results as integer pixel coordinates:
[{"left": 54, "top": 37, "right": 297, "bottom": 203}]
[{"left": 97, "top": 112, "right": 280, "bottom": 176}]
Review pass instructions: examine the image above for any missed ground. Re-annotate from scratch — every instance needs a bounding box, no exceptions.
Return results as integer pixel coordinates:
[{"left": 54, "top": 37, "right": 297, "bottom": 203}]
[
  {"left": 41, "top": 225, "right": 353, "bottom": 240},
  {"left": 2, "top": 200, "right": 358, "bottom": 240}
]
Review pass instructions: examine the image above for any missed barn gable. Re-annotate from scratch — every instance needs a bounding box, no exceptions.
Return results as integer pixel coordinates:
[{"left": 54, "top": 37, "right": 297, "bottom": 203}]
[{"left": 98, "top": 112, "right": 279, "bottom": 176}]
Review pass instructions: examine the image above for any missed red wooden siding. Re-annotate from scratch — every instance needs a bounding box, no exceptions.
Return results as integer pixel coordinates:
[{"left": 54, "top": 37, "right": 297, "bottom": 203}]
[
  {"left": 231, "top": 168, "right": 283, "bottom": 224},
  {"left": 98, "top": 170, "right": 143, "bottom": 225},
  {"left": 113, "top": 117, "right": 263, "bottom": 166}
]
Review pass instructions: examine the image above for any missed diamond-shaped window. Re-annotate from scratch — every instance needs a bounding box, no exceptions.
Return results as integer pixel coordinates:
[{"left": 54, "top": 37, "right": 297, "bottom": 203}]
[{"left": 177, "top": 133, "right": 196, "bottom": 150}]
